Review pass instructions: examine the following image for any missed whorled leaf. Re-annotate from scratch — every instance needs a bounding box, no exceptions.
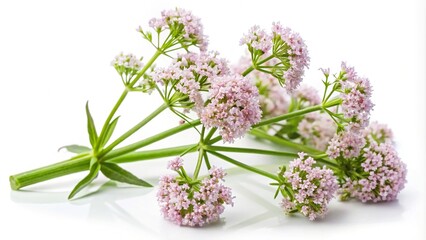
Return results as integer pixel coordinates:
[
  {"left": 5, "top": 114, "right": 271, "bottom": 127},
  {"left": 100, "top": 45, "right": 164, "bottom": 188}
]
[
  {"left": 99, "top": 116, "right": 119, "bottom": 149},
  {"left": 68, "top": 161, "right": 100, "bottom": 200},
  {"left": 58, "top": 144, "right": 91, "bottom": 154},
  {"left": 101, "top": 162, "right": 152, "bottom": 187},
  {"left": 85, "top": 101, "right": 98, "bottom": 148}
]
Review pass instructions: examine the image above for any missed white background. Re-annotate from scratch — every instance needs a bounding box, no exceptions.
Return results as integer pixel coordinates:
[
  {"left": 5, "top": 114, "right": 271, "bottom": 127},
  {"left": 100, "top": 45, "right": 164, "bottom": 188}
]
[{"left": 0, "top": 0, "right": 425, "bottom": 239}]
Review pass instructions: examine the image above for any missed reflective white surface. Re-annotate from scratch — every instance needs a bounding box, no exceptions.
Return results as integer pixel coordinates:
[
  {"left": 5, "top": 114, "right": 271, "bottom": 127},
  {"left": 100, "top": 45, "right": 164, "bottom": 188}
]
[{"left": 1, "top": 0, "right": 425, "bottom": 239}]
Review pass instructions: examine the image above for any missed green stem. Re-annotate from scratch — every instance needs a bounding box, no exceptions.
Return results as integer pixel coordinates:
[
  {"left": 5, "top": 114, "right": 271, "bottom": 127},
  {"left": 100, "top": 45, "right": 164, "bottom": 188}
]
[
  {"left": 313, "top": 153, "right": 328, "bottom": 159},
  {"left": 255, "top": 105, "right": 322, "bottom": 128},
  {"left": 256, "top": 55, "right": 275, "bottom": 66},
  {"left": 10, "top": 144, "right": 197, "bottom": 190},
  {"left": 242, "top": 66, "right": 254, "bottom": 76},
  {"left": 10, "top": 155, "right": 91, "bottom": 190},
  {"left": 10, "top": 120, "right": 200, "bottom": 190},
  {"left": 254, "top": 99, "right": 342, "bottom": 128},
  {"left": 99, "top": 103, "right": 168, "bottom": 158},
  {"left": 193, "top": 126, "right": 205, "bottom": 179},
  {"left": 207, "top": 136, "right": 222, "bottom": 145},
  {"left": 129, "top": 49, "right": 162, "bottom": 87},
  {"left": 204, "top": 127, "right": 217, "bottom": 143},
  {"left": 247, "top": 130, "right": 340, "bottom": 169},
  {"left": 103, "top": 119, "right": 201, "bottom": 159},
  {"left": 250, "top": 129, "right": 322, "bottom": 154},
  {"left": 208, "top": 151, "right": 279, "bottom": 181},
  {"left": 203, "top": 151, "right": 211, "bottom": 169},
  {"left": 95, "top": 49, "right": 163, "bottom": 151},
  {"left": 106, "top": 144, "right": 197, "bottom": 163},
  {"left": 95, "top": 90, "right": 128, "bottom": 152},
  {"left": 205, "top": 145, "right": 298, "bottom": 158},
  {"left": 193, "top": 148, "right": 204, "bottom": 179},
  {"left": 322, "top": 79, "right": 329, "bottom": 103},
  {"left": 241, "top": 55, "right": 275, "bottom": 77},
  {"left": 323, "top": 98, "right": 342, "bottom": 108}
]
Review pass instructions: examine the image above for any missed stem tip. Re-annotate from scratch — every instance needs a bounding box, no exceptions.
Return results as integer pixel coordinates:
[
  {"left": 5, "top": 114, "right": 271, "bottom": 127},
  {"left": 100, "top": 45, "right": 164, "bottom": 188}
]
[{"left": 9, "top": 175, "right": 20, "bottom": 190}]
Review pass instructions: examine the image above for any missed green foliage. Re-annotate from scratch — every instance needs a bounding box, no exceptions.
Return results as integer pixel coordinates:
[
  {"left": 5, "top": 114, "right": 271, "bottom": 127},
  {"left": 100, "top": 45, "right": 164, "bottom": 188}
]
[
  {"left": 68, "top": 161, "right": 100, "bottom": 199},
  {"left": 58, "top": 145, "right": 91, "bottom": 154},
  {"left": 85, "top": 102, "right": 98, "bottom": 148},
  {"left": 100, "top": 162, "right": 152, "bottom": 187}
]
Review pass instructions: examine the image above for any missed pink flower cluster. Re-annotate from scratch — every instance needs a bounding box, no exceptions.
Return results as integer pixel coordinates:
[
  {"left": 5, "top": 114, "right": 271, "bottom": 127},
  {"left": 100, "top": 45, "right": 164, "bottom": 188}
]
[
  {"left": 364, "top": 121, "right": 393, "bottom": 144},
  {"left": 239, "top": 23, "right": 309, "bottom": 92},
  {"left": 167, "top": 157, "right": 184, "bottom": 171},
  {"left": 157, "top": 164, "right": 234, "bottom": 227},
  {"left": 298, "top": 112, "right": 336, "bottom": 150},
  {"left": 339, "top": 62, "right": 374, "bottom": 130},
  {"left": 327, "top": 130, "right": 366, "bottom": 159},
  {"left": 153, "top": 51, "right": 229, "bottom": 112},
  {"left": 148, "top": 8, "right": 207, "bottom": 50},
  {"left": 272, "top": 22, "right": 310, "bottom": 92},
  {"left": 292, "top": 84, "right": 321, "bottom": 106},
  {"left": 240, "top": 25, "right": 272, "bottom": 53},
  {"left": 111, "top": 52, "right": 143, "bottom": 75},
  {"left": 201, "top": 74, "right": 262, "bottom": 143},
  {"left": 339, "top": 142, "right": 407, "bottom": 202},
  {"left": 234, "top": 56, "right": 289, "bottom": 118},
  {"left": 325, "top": 63, "right": 376, "bottom": 161},
  {"left": 280, "top": 152, "right": 338, "bottom": 220}
]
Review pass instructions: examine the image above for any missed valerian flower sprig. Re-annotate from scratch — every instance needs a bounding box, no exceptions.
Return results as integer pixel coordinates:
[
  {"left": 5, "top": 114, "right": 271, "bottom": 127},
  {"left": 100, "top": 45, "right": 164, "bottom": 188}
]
[
  {"left": 152, "top": 51, "right": 229, "bottom": 116},
  {"left": 333, "top": 123, "right": 407, "bottom": 202},
  {"left": 277, "top": 152, "right": 338, "bottom": 220},
  {"left": 9, "top": 7, "right": 407, "bottom": 228},
  {"left": 139, "top": 8, "right": 207, "bottom": 53},
  {"left": 111, "top": 53, "right": 143, "bottom": 86},
  {"left": 158, "top": 158, "right": 233, "bottom": 226},
  {"left": 201, "top": 74, "right": 262, "bottom": 143},
  {"left": 240, "top": 22, "right": 310, "bottom": 92},
  {"left": 65, "top": 8, "right": 211, "bottom": 199},
  {"left": 321, "top": 62, "right": 374, "bottom": 132}
]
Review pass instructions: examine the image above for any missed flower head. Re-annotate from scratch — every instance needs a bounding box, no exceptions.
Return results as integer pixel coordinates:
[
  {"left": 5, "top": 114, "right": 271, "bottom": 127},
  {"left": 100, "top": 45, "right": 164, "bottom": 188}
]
[
  {"left": 147, "top": 8, "right": 207, "bottom": 51},
  {"left": 320, "top": 67, "right": 330, "bottom": 77},
  {"left": 327, "top": 130, "right": 366, "bottom": 159},
  {"left": 339, "top": 62, "right": 374, "bottom": 130},
  {"left": 153, "top": 51, "right": 229, "bottom": 112},
  {"left": 234, "top": 56, "right": 289, "bottom": 118},
  {"left": 201, "top": 74, "right": 262, "bottom": 143},
  {"left": 364, "top": 121, "right": 393, "bottom": 144},
  {"left": 240, "top": 25, "right": 272, "bottom": 53},
  {"left": 271, "top": 22, "right": 310, "bottom": 92},
  {"left": 326, "top": 121, "right": 406, "bottom": 202},
  {"left": 167, "top": 157, "right": 184, "bottom": 171},
  {"left": 111, "top": 53, "right": 143, "bottom": 83},
  {"left": 292, "top": 84, "right": 321, "bottom": 106},
  {"left": 280, "top": 152, "right": 338, "bottom": 220},
  {"left": 339, "top": 142, "right": 407, "bottom": 202},
  {"left": 298, "top": 112, "right": 337, "bottom": 150},
  {"left": 157, "top": 165, "right": 234, "bottom": 227}
]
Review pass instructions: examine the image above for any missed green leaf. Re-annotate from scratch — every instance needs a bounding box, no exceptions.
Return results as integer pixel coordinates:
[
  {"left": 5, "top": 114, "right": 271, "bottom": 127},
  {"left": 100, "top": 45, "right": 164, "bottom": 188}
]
[
  {"left": 289, "top": 209, "right": 299, "bottom": 214},
  {"left": 273, "top": 187, "right": 280, "bottom": 199},
  {"left": 99, "top": 116, "right": 119, "bottom": 149},
  {"left": 58, "top": 144, "right": 91, "bottom": 154},
  {"left": 287, "top": 132, "right": 301, "bottom": 139},
  {"left": 100, "top": 162, "right": 152, "bottom": 187},
  {"left": 68, "top": 162, "right": 100, "bottom": 200},
  {"left": 85, "top": 101, "right": 98, "bottom": 148}
]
